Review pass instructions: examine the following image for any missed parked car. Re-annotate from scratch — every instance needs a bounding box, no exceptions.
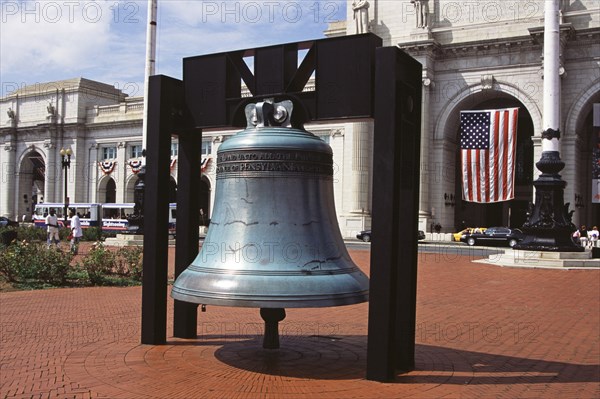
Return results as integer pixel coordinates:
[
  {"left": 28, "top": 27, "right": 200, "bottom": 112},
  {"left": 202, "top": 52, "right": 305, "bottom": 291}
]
[
  {"left": 356, "top": 230, "right": 426, "bottom": 242},
  {"left": 452, "top": 227, "right": 487, "bottom": 242},
  {"left": 0, "top": 217, "right": 19, "bottom": 228},
  {"left": 460, "top": 226, "right": 525, "bottom": 247}
]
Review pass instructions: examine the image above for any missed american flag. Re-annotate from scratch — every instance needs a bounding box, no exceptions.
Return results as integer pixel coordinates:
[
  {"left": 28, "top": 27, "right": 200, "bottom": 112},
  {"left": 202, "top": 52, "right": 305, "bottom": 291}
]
[{"left": 460, "top": 108, "right": 519, "bottom": 203}]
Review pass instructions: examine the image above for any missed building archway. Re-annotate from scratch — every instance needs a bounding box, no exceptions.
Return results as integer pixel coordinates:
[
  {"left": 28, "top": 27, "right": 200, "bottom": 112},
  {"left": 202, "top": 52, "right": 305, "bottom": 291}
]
[
  {"left": 434, "top": 85, "right": 537, "bottom": 231},
  {"left": 17, "top": 150, "right": 45, "bottom": 220},
  {"left": 98, "top": 176, "right": 117, "bottom": 203},
  {"left": 451, "top": 97, "right": 534, "bottom": 230},
  {"left": 169, "top": 176, "right": 177, "bottom": 203},
  {"left": 199, "top": 176, "right": 211, "bottom": 225},
  {"left": 125, "top": 175, "right": 138, "bottom": 203},
  {"left": 574, "top": 92, "right": 600, "bottom": 226},
  {"left": 432, "top": 82, "right": 541, "bottom": 232}
]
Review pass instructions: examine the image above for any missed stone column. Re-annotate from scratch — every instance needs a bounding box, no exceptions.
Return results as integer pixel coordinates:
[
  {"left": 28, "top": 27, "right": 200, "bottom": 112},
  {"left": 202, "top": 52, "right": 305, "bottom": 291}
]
[
  {"left": 116, "top": 141, "right": 127, "bottom": 202},
  {"left": 418, "top": 73, "right": 433, "bottom": 232},
  {"left": 2, "top": 142, "right": 16, "bottom": 218},
  {"left": 352, "top": 121, "right": 371, "bottom": 213},
  {"left": 44, "top": 142, "right": 57, "bottom": 203}
]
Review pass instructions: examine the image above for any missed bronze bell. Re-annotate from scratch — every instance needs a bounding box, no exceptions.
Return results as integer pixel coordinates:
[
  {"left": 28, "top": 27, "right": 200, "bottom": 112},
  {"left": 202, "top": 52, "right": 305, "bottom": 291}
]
[{"left": 171, "top": 99, "right": 369, "bottom": 348}]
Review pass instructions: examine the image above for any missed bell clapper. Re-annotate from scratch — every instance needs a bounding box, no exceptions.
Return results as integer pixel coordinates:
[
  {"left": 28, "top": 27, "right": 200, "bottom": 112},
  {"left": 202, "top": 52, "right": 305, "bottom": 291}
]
[{"left": 260, "top": 308, "right": 286, "bottom": 349}]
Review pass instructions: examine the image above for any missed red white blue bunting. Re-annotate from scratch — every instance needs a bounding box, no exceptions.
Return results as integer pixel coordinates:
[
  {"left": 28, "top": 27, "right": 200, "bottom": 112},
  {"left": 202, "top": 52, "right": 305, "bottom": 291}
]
[
  {"left": 99, "top": 161, "right": 116, "bottom": 175},
  {"left": 128, "top": 159, "right": 143, "bottom": 174},
  {"left": 201, "top": 157, "right": 211, "bottom": 172}
]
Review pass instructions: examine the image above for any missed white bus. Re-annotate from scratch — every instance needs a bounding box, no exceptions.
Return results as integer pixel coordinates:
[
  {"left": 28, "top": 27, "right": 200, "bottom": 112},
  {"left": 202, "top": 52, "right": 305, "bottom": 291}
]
[
  {"left": 33, "top": 203, "right": 102, "bottom": 229},
  {"left": 33, "top": 203, "right": 176, "bottom": 235},
  {"left": 101, "top": 203, "right": 176, "bottom": 235}
]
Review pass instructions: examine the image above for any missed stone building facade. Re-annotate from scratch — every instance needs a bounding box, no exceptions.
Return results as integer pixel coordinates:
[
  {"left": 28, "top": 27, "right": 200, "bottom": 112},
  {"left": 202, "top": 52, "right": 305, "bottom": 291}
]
[
  {"left": 0, "top": 78, "right": 372, "bottom": 237},
  {"left": 340, "top": 0, "right": 599, "bottom": 233},
  {"left": 1, "top": 0, "right": 599, "bottom": 236}
]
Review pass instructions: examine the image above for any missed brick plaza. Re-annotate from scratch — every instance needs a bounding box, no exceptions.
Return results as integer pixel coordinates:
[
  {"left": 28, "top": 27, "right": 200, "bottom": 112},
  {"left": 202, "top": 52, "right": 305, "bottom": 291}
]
[{"left": 1, "top": 248, "right": 599, "bottom": 398}]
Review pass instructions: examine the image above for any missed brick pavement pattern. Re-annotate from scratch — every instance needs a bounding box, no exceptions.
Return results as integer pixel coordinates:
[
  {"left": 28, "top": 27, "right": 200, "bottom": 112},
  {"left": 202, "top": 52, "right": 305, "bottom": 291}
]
[{"left": 1, "top": 249, "right": 599, "bottom": 398}]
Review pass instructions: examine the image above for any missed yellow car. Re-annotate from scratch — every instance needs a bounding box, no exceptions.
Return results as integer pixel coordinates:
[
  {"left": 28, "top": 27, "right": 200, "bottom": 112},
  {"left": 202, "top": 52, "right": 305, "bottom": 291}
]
[{"left": 453, "top": 227, "right": 487, "bottom": 242}]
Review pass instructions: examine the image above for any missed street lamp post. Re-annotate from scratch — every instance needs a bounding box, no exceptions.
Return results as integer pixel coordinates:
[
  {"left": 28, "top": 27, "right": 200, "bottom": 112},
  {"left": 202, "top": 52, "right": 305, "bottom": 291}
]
[
  {"left": 513, "top": 0, "right": 582, "bottom": 252},
  {"left": 60, "top": 148, "right": 72, "bottom": 224}
]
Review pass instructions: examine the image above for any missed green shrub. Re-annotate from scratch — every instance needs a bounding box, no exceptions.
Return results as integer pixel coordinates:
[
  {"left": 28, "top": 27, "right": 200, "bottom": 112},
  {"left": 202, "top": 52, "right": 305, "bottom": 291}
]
[
  {"left": 0, "top": 240, "right": 72, "bottom": 285},
  {"left": 116, "top": 246, "right": 143, "bottom": 281},
  {"left": 0, "top": 241, "right": 22, "bottom": 282},
  {"left": 0, "top": 238, "right": 142, "bottom": 290},
  {"left": 13, "top": 226, "right": 46, "bottom": 242},
  {"left": 82, "top": 227, "right": 103, "bottom": 242},
  {"left": 8, "top": 225, "right": 72, "bottom": 243},
  {"left": 80, "top": 242, "right": 116, "bottom": 285}
]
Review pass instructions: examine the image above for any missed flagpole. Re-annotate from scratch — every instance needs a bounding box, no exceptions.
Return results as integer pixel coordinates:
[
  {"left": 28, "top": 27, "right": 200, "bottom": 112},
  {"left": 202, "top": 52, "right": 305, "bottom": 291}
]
[
  {"left": 142, "top": 0, "right": 158, "bottom": 163},
  {"left": 130, "top": 0, "right": 157, "bottom": 235},
  {"left": 514, "top": 0, "right": 582, "bottom": 252}
]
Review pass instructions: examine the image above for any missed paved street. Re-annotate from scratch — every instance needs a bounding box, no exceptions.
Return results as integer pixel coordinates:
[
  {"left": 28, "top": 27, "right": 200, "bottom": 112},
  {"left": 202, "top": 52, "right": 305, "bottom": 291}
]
[{"left": 1, "top": 247, "right": 599, "bottom": 398}]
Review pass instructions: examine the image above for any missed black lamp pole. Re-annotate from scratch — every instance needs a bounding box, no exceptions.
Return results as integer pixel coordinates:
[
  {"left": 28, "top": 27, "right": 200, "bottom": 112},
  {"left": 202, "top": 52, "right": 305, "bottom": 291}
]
[{"left": 60, "top": 148, "right": 72, "bottom": 224}]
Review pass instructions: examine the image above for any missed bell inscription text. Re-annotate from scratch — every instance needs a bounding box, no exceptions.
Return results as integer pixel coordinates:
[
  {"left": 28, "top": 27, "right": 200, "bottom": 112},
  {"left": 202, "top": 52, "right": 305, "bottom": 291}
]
[{"left": 217, "top": 150, "right": 333, "bottom": 178}]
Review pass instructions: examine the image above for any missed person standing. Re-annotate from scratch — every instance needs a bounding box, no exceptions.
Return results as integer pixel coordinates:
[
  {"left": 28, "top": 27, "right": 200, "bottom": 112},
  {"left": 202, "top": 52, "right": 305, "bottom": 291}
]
[
  {"left": 580, "top": 225, "right": 589, "bottom": 248},
  {"left": 45, "top": 209, "right": 60, "bottom": 247},
  {"left": 69, "top": 210, "right": 83, "bottom": 255},
  {"left": 588, "top": 226, "right": 599, "bottom": 248}
]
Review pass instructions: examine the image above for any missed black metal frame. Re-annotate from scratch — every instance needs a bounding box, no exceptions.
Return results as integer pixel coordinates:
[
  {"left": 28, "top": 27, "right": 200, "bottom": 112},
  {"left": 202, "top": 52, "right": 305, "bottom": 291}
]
[{"left": 141, "top": 33, "right": 422, "bottom": 382}]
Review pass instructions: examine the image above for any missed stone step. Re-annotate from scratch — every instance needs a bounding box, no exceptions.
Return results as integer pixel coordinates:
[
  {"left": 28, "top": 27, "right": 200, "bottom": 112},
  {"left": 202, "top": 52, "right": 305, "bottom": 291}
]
[
  {"left": 481, "top": 249, "right": 600, "bottom": 268},
  {"left": 104, "top": 234, "right": 176, "bottom": 247}
]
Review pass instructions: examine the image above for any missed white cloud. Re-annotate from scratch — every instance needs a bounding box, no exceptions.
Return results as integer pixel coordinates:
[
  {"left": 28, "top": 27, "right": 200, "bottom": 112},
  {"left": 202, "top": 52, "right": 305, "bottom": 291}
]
[
  {"left": 1, "top": 0, "right": 346, "bottom": 97},
  {"left": 1, "top": 0, "right": 145, "bottom": 95}
]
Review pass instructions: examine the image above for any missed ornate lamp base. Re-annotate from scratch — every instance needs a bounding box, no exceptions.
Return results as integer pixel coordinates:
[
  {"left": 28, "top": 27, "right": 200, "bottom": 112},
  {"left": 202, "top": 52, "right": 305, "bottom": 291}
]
[
  {"left": 126, "top": 166, "right": 146, "bottom": 235},
  {"left": 514, "top": 151, "right": 583, "bottom": 252}
]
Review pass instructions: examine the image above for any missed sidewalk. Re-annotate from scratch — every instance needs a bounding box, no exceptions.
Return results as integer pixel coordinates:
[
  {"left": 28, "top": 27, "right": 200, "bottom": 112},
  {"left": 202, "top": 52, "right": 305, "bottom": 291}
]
[{"left": 1, "top": 249, "right": 599, "bottom": 398}]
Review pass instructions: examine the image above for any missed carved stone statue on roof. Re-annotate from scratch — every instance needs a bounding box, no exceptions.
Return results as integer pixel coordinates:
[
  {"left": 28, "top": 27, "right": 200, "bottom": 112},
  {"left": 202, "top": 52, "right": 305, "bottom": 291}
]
[
  {"left": 352, "top": 0, "right": 370, "bottom": 34},
  {"left": 411, "top": 0, "right": 429, "bottom": 29}
]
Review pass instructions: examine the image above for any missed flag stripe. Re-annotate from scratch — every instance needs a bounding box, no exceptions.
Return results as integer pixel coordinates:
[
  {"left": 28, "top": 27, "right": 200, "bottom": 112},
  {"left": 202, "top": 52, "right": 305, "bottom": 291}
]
[
  {"left": 502, "top": 110, "right": 509, "bottom": 198},
  {"left": 494, "top": 114, "right": 500, "bottom": 202},
  {"left": 460, "top": 108, "right": 519, "bottom": 203}
]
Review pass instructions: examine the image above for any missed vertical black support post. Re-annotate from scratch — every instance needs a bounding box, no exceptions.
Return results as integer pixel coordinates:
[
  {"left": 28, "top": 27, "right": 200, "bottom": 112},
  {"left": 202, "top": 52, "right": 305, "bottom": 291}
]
[
  {"left": 367, "top": 47, "right": 422, "bottom": 381},
  {"left": 141, "top": 75, "right": 180, "bottom": 345},
  {"left": 173, "top": 130, "right": 202, "bottom": 338}
]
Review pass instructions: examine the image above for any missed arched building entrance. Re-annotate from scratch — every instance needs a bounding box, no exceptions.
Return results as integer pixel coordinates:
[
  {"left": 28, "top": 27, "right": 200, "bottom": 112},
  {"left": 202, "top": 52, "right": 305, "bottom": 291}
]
[
  {"left": 98, "top": 176, "right": 117, "bottom": 203},
  {"left": 199, "top": 176, "right": 211, "bottom": 226},
  {"left": 572, "top": 89, "right": 600, "bottom": 226},
  {"left": 169, "top": 176, "right": 177, "bottom": 204},
  {"left": 18, "top": 150, "right": 45, "bottom": 220},
  {"left": 433, "top": 83, "right": 540, "bottom": 232},
  {"left": 452, "top": 98, "right": 535, "bottom": 230},
  {"left": 125, "top": 176, "right": 138, "bottom": 203}
]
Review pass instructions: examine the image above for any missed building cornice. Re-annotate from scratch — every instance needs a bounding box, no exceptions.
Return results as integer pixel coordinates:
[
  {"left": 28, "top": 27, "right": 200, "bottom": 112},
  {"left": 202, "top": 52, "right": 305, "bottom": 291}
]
[{"left": 86, "top": 120, "right": 142, "bottom": 131}]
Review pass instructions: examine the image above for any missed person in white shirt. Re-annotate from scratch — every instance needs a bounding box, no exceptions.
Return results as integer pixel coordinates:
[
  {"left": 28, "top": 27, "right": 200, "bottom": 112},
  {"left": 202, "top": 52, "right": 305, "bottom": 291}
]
[
  {"left": 69, "top": 210, "right": 83, "bottom": 254},
  {"left": 588, "top": 226, "right": 599, "bottom": 248},
  {"left": 45, "top": 209, "right": 60, "bottom": 247}
]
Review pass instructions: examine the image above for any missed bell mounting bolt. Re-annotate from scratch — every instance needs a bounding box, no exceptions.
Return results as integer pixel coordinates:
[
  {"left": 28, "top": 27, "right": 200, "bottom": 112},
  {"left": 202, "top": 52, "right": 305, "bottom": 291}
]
[{"left": 245, "top": 99, "right": 293, "bottom": 128}]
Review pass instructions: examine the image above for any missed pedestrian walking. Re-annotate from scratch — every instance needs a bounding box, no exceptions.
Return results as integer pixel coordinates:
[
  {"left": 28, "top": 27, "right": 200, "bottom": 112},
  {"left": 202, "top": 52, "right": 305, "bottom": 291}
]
[
  {"left": 69, "top": 210, "right": 83, "bottom": 254},
  {"left": 45, "top": 209, "right": 60, "bottom": 247}
]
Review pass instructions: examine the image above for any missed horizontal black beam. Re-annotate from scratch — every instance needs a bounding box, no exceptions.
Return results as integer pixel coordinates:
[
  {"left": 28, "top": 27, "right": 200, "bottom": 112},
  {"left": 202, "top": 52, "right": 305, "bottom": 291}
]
[{"left": 183, "top": 33, "right": 382, "bottom": 129}]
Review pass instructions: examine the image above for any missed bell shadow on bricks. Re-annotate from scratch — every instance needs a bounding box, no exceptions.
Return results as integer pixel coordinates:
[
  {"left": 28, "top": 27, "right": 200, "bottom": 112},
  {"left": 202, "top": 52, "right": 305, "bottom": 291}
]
[
  {"left": 209, "top": 336, "right": 599, "bottom": 382},
  {"left": 398, "top": 344, "right": 600, "bottom": 385}
]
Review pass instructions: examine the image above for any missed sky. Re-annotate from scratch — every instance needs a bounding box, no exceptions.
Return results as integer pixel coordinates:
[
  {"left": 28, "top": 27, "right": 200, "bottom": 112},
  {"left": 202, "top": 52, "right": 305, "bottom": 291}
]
[{"left": 0, "top": 0, "right": 347, "bottom": 97}]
